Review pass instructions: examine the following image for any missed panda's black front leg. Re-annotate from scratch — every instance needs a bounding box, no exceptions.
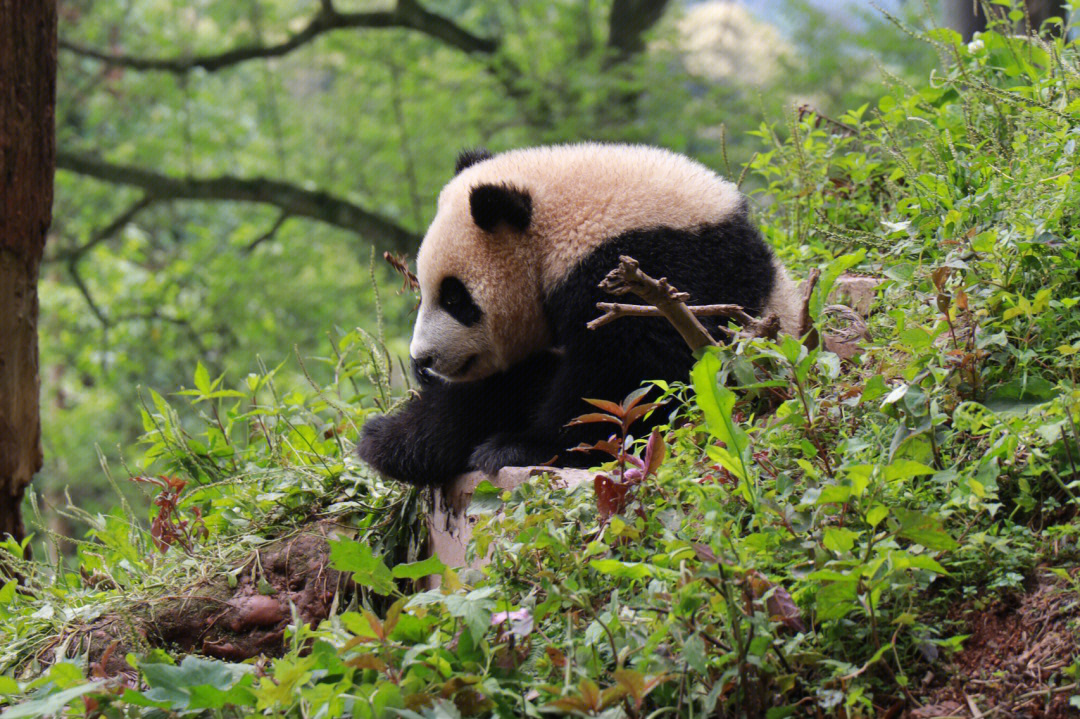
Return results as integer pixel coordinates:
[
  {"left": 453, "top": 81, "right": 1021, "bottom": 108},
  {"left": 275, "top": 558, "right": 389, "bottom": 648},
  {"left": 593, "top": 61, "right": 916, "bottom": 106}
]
[
  {"left": 358, "top": 351, "right": 562, "bottom": 486},
  {"left": 467, "top": 358, "right": 610, "bottom": 474},
  {"left": 358, "top": 381, "right": 486, "bottom": 487}
]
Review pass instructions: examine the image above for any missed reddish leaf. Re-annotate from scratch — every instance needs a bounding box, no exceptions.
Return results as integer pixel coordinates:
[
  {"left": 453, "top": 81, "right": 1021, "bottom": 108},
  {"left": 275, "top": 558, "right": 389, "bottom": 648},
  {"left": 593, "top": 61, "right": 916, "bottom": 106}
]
[
  {"left": 644, "top": 429, "right": 666, "bottom": 476},
  {"left": 692, "top": 543, "right": 719, "bottom": 563},
  {"left": 346, "top": 654, "right": 388, "bottom": 672},
  {"left": 567, "top": 412, "right": 623, "bottom": 427},
  {"left": 582, "top": 398, "right": 624, "bottom": 417},
  {"left": 931, "top": 266, "right": 950, "bottom": 292},
  {"left": 622, "top": 401, "right": 664, "bottom": 430},
  {"left": 570, "top": 439, "right": 622, "bottom": 457},
  {"left": 748, "top": 571, "right": 805, "bottom": 633},
  {"left": 621, "top": 386, "right": 653, "bottom": 412},
  {"left": 594, "top": 473, "right": 631, "bottom": 520},
  {"left": 545, "top": 645, "right": 567, "bottom": 668}
]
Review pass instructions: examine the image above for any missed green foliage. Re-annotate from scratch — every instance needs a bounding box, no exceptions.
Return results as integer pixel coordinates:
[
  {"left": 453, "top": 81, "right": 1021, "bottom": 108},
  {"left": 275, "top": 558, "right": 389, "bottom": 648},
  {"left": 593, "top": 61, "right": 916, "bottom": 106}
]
[{"left": 7, "top": 3, "right": 1080, "bottom": 717}]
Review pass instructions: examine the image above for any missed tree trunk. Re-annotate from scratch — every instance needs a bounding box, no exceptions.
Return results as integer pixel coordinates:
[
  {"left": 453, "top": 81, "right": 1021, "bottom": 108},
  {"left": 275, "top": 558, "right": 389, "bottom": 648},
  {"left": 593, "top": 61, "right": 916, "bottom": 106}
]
[
  {"left": 944, "top": 0, "right": 1069, "bottom": 40},
  {"left": 943, "top": 0, "right": 987, "bottom": 41},
  {"left": 0, "top": 0, "right": 57, "bottom": 545}
]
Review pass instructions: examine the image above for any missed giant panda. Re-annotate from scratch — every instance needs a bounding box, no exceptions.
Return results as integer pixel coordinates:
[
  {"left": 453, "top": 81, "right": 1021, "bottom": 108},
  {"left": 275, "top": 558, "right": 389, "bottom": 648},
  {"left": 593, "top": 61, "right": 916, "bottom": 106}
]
[{"left": 358, "top": 143, "right": 800, "bottom": 487}]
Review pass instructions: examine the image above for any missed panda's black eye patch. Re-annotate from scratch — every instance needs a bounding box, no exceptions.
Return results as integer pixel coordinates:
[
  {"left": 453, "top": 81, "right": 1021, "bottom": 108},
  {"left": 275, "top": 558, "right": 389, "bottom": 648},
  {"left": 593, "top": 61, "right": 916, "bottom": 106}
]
[{"left": 439, "top": 277, "right": 482, "bottom": 326}]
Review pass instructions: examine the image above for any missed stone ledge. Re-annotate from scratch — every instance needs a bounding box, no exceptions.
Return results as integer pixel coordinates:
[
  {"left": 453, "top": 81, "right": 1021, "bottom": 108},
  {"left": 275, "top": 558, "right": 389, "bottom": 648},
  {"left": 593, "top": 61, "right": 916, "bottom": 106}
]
[{"left": 426, "top": 467, "right": 593, "bottom": 584}]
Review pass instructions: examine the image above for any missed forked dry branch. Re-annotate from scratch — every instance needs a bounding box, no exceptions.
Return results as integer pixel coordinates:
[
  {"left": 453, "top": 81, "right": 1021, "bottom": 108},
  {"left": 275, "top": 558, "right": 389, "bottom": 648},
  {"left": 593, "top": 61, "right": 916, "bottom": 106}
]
[{"left": 587, "top": 255, "right": 784, "bottom": 350}]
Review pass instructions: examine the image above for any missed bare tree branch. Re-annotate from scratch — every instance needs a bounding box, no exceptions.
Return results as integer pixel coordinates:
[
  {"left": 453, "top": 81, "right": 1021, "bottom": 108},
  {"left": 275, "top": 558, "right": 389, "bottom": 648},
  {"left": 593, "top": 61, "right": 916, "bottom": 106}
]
[
  {"left": 588, "top": 303, "right": 752, "bottom": 334},
  {"left": 59, "top": 0, "right": 497, "bottom": 75},
  {"left": 593, "top": 255, "right": 720, "bottom": 352},
  {"left": 56, "top": 151, "right": 420, "bottom": 252},
  {"left": 52, "top": 196, "right": 154, "bottom": 262},
  {"left": 245, "top": 211, "right": 291, "bottom": 253},
  {"left": 590, "top": 256, "right": 783, "bottom": 351}
]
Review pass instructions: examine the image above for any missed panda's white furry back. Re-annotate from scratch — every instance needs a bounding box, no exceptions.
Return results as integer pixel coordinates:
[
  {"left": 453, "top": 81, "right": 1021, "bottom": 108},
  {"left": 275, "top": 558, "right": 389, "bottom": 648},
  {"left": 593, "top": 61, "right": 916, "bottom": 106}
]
[{"left": 359, "top": 143, "right": 801, "bottom": 486}]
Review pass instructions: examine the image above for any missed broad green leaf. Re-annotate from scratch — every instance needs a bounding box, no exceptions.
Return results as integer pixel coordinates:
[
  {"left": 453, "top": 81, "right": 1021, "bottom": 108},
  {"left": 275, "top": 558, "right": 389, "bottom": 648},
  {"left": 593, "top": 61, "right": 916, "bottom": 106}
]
[
  {"left": 893, "top": 509, "right": 958, "bottom": 551},
  {"left": 684, "top": 634, "right": 707, "bottom": 674},
  {"left": 328, "top": 539, "right": 395, "bottom": 595},
  {"left": 590, "top": 559, "right": 654, "bottom": 581},
  {"left": 883, "top": 460, "right": 935, "bottom": 482},
  {"left": 0, "top": 683, "right": 104, "bottom": 718},
  {"left": 823, "top": 527, "right": 859, "bottom": 554},
  {"left": 391, "top": 555, "right": 446, "bottom": 580}
]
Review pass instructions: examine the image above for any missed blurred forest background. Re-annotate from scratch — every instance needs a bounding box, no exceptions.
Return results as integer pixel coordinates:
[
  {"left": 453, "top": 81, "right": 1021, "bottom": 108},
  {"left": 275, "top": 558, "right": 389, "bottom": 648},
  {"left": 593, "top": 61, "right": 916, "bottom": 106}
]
[{"left": 38, "top": 0, "right": 941, "bottom": 538}]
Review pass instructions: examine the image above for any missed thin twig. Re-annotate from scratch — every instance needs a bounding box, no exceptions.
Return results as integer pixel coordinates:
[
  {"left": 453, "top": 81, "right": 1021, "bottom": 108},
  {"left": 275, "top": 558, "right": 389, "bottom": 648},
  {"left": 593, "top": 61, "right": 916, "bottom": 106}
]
[{"left": 245, "top": 212, "right": 290, "bottom": 253}]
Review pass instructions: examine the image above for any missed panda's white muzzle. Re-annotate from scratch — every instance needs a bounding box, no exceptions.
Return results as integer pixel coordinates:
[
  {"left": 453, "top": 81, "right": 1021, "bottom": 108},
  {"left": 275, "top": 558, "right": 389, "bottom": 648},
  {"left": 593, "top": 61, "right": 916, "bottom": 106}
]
[{"left": 409, "top": 305, "right": 491, "bottom": 382}]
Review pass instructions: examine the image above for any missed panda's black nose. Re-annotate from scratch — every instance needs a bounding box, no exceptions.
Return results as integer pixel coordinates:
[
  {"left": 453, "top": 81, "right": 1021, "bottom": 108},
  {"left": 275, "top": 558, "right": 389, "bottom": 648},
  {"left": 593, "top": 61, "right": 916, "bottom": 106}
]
[{"left": 411, "top": 354, "right": 436, "bottom": 385}]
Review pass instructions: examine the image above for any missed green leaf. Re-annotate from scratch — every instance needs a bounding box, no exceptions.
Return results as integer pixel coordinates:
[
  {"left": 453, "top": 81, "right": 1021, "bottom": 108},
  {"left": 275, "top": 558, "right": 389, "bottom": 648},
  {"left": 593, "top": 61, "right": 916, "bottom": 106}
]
[
  {"left": 883, "top": 460, "right": 935, "bottom": 482},
  {"left": 193, "top": 362, "right": 212, "bottom": 395},
  {"left": 443, "top": 587, "right": 496, "bottom": 640},
  {"left": 141, "top": 656, "right": 253, "bottom": 711},
  {"left": 1, "top": 683, "right": 104, "bottom": 718},
  {"left": 684, "top": 634, "right": 707, "bottom": 674},
  {"left": 865, "top": 505, "right": 888, "bottom": 528},
  {"left": 810, "top": 250, "right": 866, "bottom": 320},
  {"left": 893, "top": 509, "right": 958, "bottom": 551},
  {"left": 328, "top": 539, "right": 395, "bottom": 595},
  {"left": 823, "top": 527, "right": 859, "bottom": 554},
  {"left": 391, "top": 555, "right": 446, "bottom": 580},
  {"left": 589, "top": 559, "right": 654, "bottom": 581},
  {"left": 691, "top": 350, "right": 749, "bottom": 482},
  {"left": 815, "top": 581, "right": 858, "bottom": 621}
]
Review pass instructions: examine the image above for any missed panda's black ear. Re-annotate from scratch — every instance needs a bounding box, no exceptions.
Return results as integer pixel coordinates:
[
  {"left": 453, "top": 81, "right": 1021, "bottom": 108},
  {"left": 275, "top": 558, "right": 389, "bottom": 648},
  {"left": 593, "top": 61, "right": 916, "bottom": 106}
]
[
  {"left": 455, "top": 148, "right": 492, "bottom": 175},
  {"left": 469, "top": 183, "right": 532, "bottom": 233}
]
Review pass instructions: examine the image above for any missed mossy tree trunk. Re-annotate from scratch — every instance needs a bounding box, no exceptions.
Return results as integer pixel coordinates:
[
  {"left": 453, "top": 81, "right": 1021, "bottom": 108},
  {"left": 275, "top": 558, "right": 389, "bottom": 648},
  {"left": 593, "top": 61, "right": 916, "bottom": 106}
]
[{"left": 0, "top": 0, "right": 57, "bottom": 544}]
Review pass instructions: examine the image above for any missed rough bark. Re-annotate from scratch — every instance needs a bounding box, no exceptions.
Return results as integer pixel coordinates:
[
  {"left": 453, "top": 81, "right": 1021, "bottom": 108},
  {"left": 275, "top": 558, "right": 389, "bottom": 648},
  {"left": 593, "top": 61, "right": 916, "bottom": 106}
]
[{"left": 0, "top": 0, "right": 57, "bottom": 544}]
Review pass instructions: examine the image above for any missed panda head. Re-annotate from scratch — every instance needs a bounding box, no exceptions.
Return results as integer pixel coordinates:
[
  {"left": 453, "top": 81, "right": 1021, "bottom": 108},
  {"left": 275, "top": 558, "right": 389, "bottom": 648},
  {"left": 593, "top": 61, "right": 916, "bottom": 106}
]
[{"left": 410, "top": 149, "right": 552, "bottom": 383}]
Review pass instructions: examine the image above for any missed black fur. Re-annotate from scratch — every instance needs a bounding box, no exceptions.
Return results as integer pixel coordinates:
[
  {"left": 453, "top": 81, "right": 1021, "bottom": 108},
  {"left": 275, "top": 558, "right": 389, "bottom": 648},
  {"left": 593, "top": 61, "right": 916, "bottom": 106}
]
[
  {"left": 455, "top": 148, "right": 492, "bottom": 175},
  {"left": 469, "top": 184, "right": 532, "bottom": 233},
  {"left": 357, "top": 214, "right": 777, "bottom": 485},
  {"left": 358, "top": 352, "right": 560, "bottom": 486},
  {"left": 439, "top": 276, "right": 482, "bottom": 327}
]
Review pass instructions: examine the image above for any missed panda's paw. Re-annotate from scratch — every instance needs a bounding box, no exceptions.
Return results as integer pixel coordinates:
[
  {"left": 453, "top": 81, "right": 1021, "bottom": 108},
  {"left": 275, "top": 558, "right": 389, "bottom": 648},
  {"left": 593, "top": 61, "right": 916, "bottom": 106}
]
[
  {"left": 357, "top": 414, "right": 397, "bottom": 474},
  {"left": 469, "top": 434, "right": 552, "bottom": 475}
]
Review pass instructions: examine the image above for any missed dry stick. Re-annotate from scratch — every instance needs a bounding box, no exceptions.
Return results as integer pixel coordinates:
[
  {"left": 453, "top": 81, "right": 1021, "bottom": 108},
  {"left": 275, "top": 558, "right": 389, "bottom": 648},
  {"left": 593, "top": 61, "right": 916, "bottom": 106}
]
[
  {"left": 794, "top": 268, "right": 822, "bottom": 342},
  {"left": 588, "top": 303, "right": 752, "bottom": 332},
  {"left": 587, "top": 256, "right": 784, "bottom": 352},
  {"left": 591, "top": 255, "right": 720, "bottom": 351}
]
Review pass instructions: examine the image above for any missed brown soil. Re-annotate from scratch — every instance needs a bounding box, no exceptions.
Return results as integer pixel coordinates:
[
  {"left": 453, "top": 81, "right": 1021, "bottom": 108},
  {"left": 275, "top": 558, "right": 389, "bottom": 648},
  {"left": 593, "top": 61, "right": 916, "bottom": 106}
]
[
  {"left": 913, "top": 575, "right": 1080, "bottom": 718},
  {"left": 41, "top": 522, "right": 349, "bottom": 676}
]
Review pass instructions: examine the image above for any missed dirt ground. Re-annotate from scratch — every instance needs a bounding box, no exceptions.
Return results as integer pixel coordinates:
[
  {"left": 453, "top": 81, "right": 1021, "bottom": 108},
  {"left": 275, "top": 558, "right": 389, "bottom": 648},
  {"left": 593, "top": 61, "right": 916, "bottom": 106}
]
[{"left": 912, "top": 575, "right": 1080, "bottom": 718}]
